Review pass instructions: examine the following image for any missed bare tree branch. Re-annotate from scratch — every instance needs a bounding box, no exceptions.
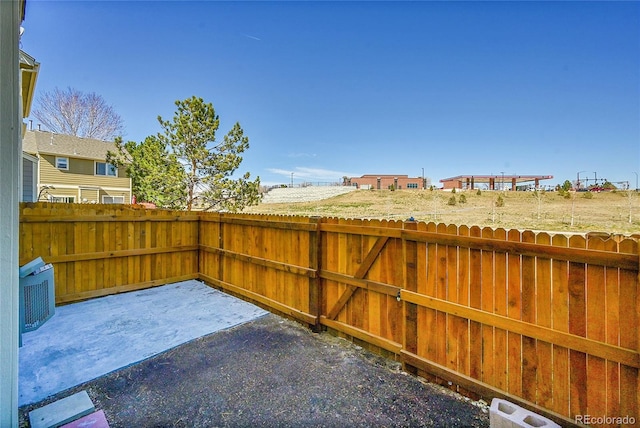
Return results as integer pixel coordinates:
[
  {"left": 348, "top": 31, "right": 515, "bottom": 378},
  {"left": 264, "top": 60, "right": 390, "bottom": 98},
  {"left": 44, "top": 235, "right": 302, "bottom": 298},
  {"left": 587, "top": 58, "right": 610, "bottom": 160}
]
[{"left": 32, "top": 87, "right": 124, "bottom": 140}]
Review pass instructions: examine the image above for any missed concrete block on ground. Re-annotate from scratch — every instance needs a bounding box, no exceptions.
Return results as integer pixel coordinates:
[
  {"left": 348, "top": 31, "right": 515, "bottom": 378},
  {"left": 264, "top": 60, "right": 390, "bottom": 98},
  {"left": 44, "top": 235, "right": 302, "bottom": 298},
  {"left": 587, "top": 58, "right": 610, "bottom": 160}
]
[
  {"left": 29, "top": 390, "right": 95, "bottom": 428},
  {"left": 490, "top": 398, "right": 560, "bottom": 428},
  {"left": 61, "top": 410, "right": 109, "bottom": 428}
]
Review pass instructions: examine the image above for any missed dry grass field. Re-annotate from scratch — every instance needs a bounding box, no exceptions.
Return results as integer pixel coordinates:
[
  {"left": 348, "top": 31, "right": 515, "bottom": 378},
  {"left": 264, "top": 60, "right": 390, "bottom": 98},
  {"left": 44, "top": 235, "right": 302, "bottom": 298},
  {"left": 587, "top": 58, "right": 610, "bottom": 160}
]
[{"left": 245, "top": 188, "right": 640, "bottom": 236}]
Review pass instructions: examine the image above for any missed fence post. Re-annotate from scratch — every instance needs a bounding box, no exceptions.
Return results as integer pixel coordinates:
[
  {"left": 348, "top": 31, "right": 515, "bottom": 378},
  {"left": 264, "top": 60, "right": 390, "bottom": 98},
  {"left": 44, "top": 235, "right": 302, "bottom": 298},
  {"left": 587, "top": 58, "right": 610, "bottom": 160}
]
[
  {"left": 403, "top": 219, "right": 418, "bottom": 374},
  {"left": 308, "top": 216, "right": 321, "bottom": 332}
]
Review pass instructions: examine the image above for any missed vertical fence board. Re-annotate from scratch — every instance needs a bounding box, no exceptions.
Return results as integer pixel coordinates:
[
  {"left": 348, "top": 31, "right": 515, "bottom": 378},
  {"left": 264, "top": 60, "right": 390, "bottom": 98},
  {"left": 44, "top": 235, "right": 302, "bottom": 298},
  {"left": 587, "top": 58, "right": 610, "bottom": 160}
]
[
  {"left": 535, "top": 232, "right": 553, "bottom": 409},
  {"left": 494, "top": 228, "right": 508, "bottom": 392},
  {"left": 404, "top": 221, "right": 418, "bottom": 362},
  {"left": 423, "top": 222, "right": 438, "bottom": 368},
  {"left": 605, "top": 238, "right": 621, "bottom": 420},
  {"left": 568, "top": 235, "right": 587, "bottom": 419},
  {"left": 551, "top": 234, "right": 570, "bottom": 416},
  {"left": 521, "top": 230, "right": 537, "bottom": 403},
  {"left": 586, "top": 237, "right": 607, "bottom": 420},
  {"left": 619, "top": 238, "right": 638, "bottom": 420},
  {"left": 481, "top": 227, "right": 495, "bottom": 387},
  {"left": 436, "top": 223, "right": 448, "bottom": 370},
  {"left": 469, "top": 226, "right": 483, "bottom": 382},
  {"left": 413, "top": 221, "right": 427, "bottom": 361},
  {"left": 127, "top": 222, "right": 135, "bottom": 286},
  {"left": 348, "top": 219, "right": 362, "bottom": 330},
  {"left": 507, "top": 228, "right": 522, "bottom": 397},
  {"left": 368, "top": 219, "right": 383, "bottom": 338},
  {"left": 387, "top": 221, "right": 404, "bottom": 346},
  {"left": 457, "top": 225, "right": 471, "bottom": 381},
  {"left": 446, "top": 224, "right": 459, "bottom": 380},
  {"left": 65, "top": 221, "right": 75, "bottom": 296}
]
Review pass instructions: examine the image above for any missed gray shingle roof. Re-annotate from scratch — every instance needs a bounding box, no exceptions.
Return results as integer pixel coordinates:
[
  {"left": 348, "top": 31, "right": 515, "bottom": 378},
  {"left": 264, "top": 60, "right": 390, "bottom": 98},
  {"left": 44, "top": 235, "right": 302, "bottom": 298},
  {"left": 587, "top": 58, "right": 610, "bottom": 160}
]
[{"left": 23, "top": 130, "right": 118, "bottom": 161}]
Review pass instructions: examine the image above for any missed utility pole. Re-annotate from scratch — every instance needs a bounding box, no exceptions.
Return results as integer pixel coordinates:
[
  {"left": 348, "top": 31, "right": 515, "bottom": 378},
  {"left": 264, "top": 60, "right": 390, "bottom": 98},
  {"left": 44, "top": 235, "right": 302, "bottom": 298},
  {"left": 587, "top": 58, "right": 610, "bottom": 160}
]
[{"left": 290, "top": 172, "right": 294, "bottom": 188}]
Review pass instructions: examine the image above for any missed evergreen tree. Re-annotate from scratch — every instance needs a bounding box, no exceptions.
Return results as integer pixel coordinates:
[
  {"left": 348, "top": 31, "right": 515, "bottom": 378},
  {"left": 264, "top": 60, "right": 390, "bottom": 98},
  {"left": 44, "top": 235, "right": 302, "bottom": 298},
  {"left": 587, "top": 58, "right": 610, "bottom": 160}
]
[
  {"left": 107, "top": 136, "right": 186, "bottom": 209},
  {"left": 157, "top": 96, "right": 261, "bottom": 211}
]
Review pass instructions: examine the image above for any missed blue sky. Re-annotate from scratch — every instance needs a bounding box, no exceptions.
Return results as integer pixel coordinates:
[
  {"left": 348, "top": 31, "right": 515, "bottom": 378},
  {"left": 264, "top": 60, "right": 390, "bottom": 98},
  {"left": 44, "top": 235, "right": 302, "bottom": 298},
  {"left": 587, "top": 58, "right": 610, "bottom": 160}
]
[{"left": 21, "top": 1, "right": 640, "bottom": 188}]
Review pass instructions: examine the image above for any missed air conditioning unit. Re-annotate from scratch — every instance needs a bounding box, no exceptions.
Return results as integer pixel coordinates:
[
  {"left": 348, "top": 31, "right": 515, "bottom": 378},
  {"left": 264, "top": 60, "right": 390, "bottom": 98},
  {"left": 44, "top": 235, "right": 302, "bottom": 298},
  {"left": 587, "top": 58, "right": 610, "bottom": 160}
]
[{"left": 19, "top": 257, "right": 55, "bottom": 346}]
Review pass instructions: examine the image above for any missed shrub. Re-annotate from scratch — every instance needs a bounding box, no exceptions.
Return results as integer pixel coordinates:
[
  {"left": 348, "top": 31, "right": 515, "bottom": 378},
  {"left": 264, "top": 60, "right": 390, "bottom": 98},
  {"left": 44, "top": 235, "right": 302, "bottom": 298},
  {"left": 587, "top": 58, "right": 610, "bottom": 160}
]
[
  {"left": 459, "top": 194, "right": 467, "bottom": 204},
  {"left": 447, "top": 195, "right": 457, "bottom": 206},
  {"left": 476, "top": 189, "right": 482, "bottom": 196},
  {"left": 582, "top": 192, "right": 594, "bottom": 199},
  {"left": 495, "top": 195, "right": 505, "bottom": 207},
  {"left": 451, "top": 188, "right": 456, "bottom": 194}
]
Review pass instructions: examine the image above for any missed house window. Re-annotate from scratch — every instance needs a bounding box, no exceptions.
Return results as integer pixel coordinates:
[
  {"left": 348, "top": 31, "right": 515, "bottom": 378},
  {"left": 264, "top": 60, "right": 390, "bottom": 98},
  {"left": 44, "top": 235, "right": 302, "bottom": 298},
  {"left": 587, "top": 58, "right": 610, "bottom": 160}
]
[
  {"left": 95, "top": 162, "right": 117, "bottom": 177},
  {"left": 102, "top": 195, "right": 125, "bottom": 204},
  {"left": 407, "top": 183, "right": 418, "bottom": 189},
  {"left": 55, "top": 157, "right": 69, "bottom": 170},
  {"left": 51, "top": 196, "right": 75, "bottom": 203}
]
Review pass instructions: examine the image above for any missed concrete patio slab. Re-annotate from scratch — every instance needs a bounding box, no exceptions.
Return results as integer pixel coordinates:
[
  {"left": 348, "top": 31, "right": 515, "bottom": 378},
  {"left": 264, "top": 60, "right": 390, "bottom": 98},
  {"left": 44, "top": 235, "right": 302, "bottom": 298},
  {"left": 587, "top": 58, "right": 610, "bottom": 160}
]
[
  {"left": 19, "top": 280, "right": 268, "bottom": 406},
  {"left": 20, "top": 314, "right": 490, "bottom": 427}
]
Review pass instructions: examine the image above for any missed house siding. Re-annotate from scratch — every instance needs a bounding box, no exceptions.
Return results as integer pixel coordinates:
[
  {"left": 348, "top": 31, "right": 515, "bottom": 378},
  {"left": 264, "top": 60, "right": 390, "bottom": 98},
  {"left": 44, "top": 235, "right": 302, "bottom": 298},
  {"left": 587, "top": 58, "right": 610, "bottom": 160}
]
[
  {"left": 38, "top": 155, "right": 130, "bottom": 203},
  {"left": 39, "top": 155, "right": 129, "bottom": 189},
  {"left": 22, "top": 157, "right": 35, "bottom": 201},
  {"left": 47, "top": 187, "right": 78, "bottom": 202},
  {"left": 79, "top": 187, "right": 99, "bottom": 203}
]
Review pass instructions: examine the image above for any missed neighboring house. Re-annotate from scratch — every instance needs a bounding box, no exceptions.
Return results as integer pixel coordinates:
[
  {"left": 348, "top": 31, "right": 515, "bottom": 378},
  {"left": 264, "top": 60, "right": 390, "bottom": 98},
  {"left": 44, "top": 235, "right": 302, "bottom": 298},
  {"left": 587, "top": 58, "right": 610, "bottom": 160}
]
[
  {"left": 22, "top": 150, "right": 38, "bottom": 202},
  {"left": 19, "top": 49, "right": 40, "bottom": 202},
  {"left": 22, "top": 130, "right": 132, "bottom": 204}
]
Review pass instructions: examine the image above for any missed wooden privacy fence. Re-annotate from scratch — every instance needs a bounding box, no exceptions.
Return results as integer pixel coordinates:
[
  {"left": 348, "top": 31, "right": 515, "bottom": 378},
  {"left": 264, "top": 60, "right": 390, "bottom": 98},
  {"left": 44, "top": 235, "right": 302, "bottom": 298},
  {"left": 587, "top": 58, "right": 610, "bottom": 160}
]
[
  {"left": 19, "top": 203, "right": 199, "bottom": 303},
  {"left": 19, "top": 203, "right": 640, "bottom": 427}
]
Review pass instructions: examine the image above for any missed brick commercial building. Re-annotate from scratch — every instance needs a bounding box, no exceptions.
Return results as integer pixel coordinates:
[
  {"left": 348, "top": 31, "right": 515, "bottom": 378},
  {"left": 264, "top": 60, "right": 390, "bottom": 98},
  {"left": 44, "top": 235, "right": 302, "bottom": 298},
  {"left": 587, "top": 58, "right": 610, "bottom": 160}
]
[{"left": 343, "top": 174, "right": 431, "bottom": 190}]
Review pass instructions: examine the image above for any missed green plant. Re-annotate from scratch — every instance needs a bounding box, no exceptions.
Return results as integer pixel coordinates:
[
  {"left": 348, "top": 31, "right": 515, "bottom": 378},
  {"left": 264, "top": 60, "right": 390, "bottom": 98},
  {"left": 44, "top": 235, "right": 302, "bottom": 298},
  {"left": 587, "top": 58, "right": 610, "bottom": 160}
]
[
  {"left": 495, "top": 195, "right": 505, "bottom": 207},
  {"left": 459, "top": 194, "right": 467, "bottom": 204},
  {"left": 582, "top": 192, "right": 594, "bottom": 199},
  {"left": 447, "top": 195, "right": 457, "bottom": 206},
  {"left": 451, "top": 187, "right": 456, "bottom": 194},
  {"left": 476, "top": 189, "right": 482, "bottom": 196}
]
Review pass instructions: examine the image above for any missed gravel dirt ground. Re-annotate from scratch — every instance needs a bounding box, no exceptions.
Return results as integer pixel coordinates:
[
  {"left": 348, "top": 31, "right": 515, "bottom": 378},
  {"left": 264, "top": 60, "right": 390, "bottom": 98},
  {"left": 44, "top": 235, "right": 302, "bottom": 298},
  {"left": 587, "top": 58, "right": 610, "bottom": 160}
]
[{"left": 19, "top": 314, "right": 490, "bottom": 427}]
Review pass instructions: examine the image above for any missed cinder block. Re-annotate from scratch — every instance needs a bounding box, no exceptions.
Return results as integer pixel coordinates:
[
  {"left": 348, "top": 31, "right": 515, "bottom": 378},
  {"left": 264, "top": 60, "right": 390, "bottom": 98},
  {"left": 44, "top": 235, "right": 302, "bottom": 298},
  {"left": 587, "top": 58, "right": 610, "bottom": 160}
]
[
  {"left": 490, "top": 398, "right": 560, "bottom": 428},
  {"left": 29, "top": 390, "right": 95, "bottom": 428}
]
